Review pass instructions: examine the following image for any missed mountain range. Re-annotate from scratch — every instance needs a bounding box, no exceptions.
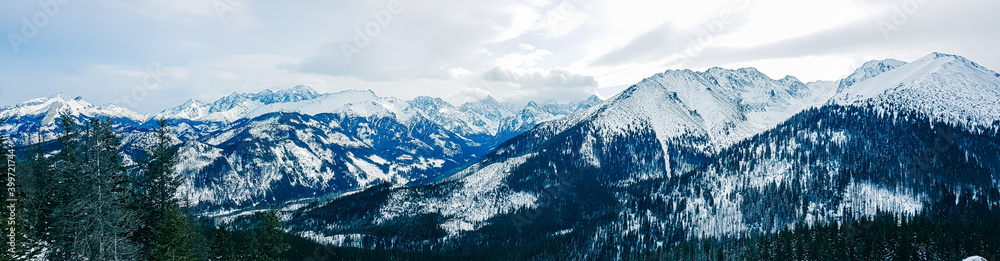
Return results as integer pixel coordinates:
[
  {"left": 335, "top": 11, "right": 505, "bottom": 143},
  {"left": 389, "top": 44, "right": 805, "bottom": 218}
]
[
  {"left": 281, "top": 52, "right": 1000, "bottom": 258},
  {"left": 2, "top": 52, "right": 998, "bottom": 258},
  {"left": 0, "top": 87, "right": 599, "bottom": 213}
]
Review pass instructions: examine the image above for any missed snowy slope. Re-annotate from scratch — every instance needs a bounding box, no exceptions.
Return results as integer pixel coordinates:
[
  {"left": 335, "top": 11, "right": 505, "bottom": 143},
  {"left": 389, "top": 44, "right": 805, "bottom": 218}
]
[
  {"left": 837, "top": 58, "right": 907, "bottom": 92},
  {"left": 157, "top": 99, "right": 211, "bottom": 120},
  {"left": 833, "top": 52, "right": 1000, "bottom": 130},
  {"left": 508, "top": 66, "right": 839, "bottom": 161},
  {"left": 240, "top": 89, "right": 381, "bottom": 120},
  {"left": 174, "top": 109, "right": 491, "bottom": 212}
]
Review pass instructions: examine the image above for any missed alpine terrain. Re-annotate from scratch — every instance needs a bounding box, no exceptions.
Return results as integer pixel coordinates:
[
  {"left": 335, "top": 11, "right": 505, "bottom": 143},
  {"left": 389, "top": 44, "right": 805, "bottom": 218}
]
[
  {"left": 285, "top": 52, "right": 1000, "bottom": 259},
  {"left": 1, "top": 52, "right": 997, "bottom": 260}
]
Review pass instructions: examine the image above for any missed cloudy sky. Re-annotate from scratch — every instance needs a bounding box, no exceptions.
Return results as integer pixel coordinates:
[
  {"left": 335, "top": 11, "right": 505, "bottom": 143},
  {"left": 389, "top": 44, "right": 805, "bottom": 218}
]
[{"left": 1, "top": 0, "right": 997, "bottom": 113}]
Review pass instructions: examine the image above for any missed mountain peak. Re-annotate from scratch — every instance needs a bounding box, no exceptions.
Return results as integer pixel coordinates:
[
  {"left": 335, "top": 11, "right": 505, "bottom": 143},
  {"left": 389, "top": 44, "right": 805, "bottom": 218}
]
[
  {"left": 409, "top": 96, "right": 453, "bottom": 111},
  {"left": 575, "top": 94, "right": 604, "bottom": 111},
  {"left": 837, "top": 58, "right": 907, "bottom": 92},
  {"left": 157, "top": 98, "right": 210, "bottom": 120},
  {"left": 0, "top": 92, "right": 147, "bottom": 128},
  {"left": 181, "top": 98, "right": 206, "bottom": 107},
  {"left": 277, "top": 85, "right": 319, "bottom": 97},
  {"left": 833, "top": 52, "right": 1000, "bottom": 129},
  {"left": 914, "top": 52, "right": 995, "bottom": 75},
  {"left": 207, "top": 86, "right": 323, "bottom": 115},
  {"left": 470, "top": 95, "right": 500, "bottom": 105},
  {"left": 48, "top": 92, "right": 81, "bottom": 100}
]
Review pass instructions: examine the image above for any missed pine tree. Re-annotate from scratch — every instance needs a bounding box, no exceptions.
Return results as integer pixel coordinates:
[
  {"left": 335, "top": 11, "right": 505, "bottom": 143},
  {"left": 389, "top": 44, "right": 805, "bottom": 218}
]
[
  {"left": 19, "top": 134, "right": 55, "bottom": 255},
  {"left": 209, "top": 222, "right": 238, "bottom": 261},
  {"left": 134, "top": 119, "right": 184, "bottom": 258},
  {"left": 149, "top": 207, "right": 197, "bottom": 261},
  {"left": 139, "top": 119, "right": 183, "bottom": 215},
  {"left": 253, "top": 210, "right": 289, "bottom": 261},
  {"left": 48, "top": 117, "right": 140, "bottom": 260}
]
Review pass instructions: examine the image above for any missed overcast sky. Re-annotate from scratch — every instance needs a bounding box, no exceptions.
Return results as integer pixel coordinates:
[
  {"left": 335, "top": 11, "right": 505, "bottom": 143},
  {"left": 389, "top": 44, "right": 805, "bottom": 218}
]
[{"left": 1, "top": 0, "right": 998, "bottom": 113}]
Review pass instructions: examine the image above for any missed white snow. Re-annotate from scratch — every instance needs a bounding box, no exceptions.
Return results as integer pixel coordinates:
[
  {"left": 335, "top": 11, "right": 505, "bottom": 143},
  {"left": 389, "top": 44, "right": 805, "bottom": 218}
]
[
  {"left": 834, "top": 52, "right": 1000, "bottom": 130},
  {"left": 839, "top": 182, "right": 925, "bottom": 217}
]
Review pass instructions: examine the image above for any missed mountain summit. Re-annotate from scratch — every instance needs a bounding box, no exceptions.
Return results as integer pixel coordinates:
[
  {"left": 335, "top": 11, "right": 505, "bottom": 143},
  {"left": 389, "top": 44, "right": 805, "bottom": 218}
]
[{"left": 833, "top": 52, "right": 1000, "bottom": 129}]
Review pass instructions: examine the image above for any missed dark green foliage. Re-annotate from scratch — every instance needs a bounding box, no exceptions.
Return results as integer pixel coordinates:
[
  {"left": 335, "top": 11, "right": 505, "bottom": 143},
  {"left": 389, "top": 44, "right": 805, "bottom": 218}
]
[
  {"left": 135, "top": 119, "right": 183, "bottom": 217},
  {"left": 252, "top": 210, "right": 291, "bottom": 260},
  {"left": 636, "top": 213, "right": 1000, "bottom": 260},
  {"left": 279, "top": 231, "right": 586, "bottom": 261},
  {"left": 0, "top": 134, "right": 53, "bottom": 260},
  {"left": 208, "top": 222, "right": 238, "bottom": 261},
  {"left": 205, "top": 210, "right": 290, "bottom": 260},
  {"left": 149, "top": 207, "right": 198, "bottom": 261},
  {"left": 134, "top": 119, "right": 186, "bottom": 259}
]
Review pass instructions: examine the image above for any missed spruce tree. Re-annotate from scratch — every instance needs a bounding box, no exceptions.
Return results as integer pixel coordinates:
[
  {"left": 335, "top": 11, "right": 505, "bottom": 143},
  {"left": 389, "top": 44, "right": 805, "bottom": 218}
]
[
  {"left": 134, "top": 119, "right": 185, "bottom": 258},
  {"left": 21, "top": 134, "right": 54, "bottom": 253},
  {"left": 209, "top": 222, "right": 238, "bottom": 261},
  {"left": 149, "top": 207, "right": 197, "bottom": 261},
  {"left": 139, "top": 119, "right": 183, "bottom": 215},
  {"left": 255, "top": 210, "right": 289, "bottom": 261},
  {"left": 48, "top": 117, "right": 140, "bottom": 260}
]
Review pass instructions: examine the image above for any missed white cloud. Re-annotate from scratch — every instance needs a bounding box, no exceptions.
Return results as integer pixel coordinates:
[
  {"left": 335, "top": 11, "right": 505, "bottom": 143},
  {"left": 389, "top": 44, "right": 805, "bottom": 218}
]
[{"left": 479, "top": 67, "right": 597, "bottom": 104}]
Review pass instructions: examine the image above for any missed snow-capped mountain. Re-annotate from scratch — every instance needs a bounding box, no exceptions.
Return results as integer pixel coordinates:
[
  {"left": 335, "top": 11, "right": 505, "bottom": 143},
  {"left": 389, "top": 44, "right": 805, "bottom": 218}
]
[
  {"left": 836, "top": 58, "right": 907, "bottom": 92},
  {"left": 1, "top": 85, "right": 597, "bottom": 214},
  {"left": 155, "top": 85, "right": 322, "bottom": 122},
  {"left": 157, "top": 99, "right": 210, "bottom": 120},
  {"left": 172, "top": 89, "right": 596, "bottom": 212},
  {"left": 287, "top": 52, "right": 1000, "bottom": 258},
  {"left": 0, "top": 93, "right": 147, "bottom": 145},
  {"left": 175, "top": 110, "right": 486, "bottom": 213},
  {"left": 832, "top": 52, "right": 1000, "bottom": 130},
  {"left": 6, "top": 52, "right": 996, "bottom": 258}
]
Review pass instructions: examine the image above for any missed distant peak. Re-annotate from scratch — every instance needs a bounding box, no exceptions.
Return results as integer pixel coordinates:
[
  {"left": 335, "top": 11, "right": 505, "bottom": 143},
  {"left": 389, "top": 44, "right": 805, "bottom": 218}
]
[
  {"left": 925, "top": 52, "right": 964, "bottom": 60},
  {"left": 290, "top": 85, "right": 315, "bottom": 91},
  {"left": 860, "top": 58, "right": 906, "bottom": 68},
  {"left": 412, "top": 95, "right": 439, "bottom": 101},
  {"left": 330, "top": 89, "right": 378, "bottom": 97},
  {"left": 47, "top": 92, "right": 79, "bottom": 101},
  {"left": 479, "top": 95, "right": 499, "bottom": 103},
  {"left": 181, "top": 98, "right": 206, "bottom": 106},
  {"left": 410, "top": 96, "right": 452, "bottom": 108},
  {"left": 912, "top": 52, "right": 990, "bottom": 72},
  {"left": 462, "top": 95, "right": 500, "bottom": 107},
  {"left": 838, "top": 58, "right": 908, "bottom": 92},
  {"left": 280, "top": 85, "right": 319, "bottom": 95},
  {"left": 735, "top": 67, "right": 766, "bottom": 77}
]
